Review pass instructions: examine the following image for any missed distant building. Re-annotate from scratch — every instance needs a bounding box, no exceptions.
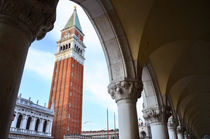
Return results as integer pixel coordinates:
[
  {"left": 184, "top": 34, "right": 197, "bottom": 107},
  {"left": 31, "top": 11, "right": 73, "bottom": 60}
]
[
  {"left": 64, "top": 129, "right": 119, "bottom": 139},
  {"left": 9, "top": 95, "right": 54, "bottom": 139},
  {"left": 64, "top": 122, "right": 151, "bottom": 139},
  {"left": 48, "top": 6, "right": 86, "bottom": 139}
]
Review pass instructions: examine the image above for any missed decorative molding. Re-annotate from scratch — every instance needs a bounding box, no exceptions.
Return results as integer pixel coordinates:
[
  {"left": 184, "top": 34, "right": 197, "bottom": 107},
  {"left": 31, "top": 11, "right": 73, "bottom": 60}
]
[
  {"left": 142, "top": 106, "right": 171, "bottom": 124},
  {"left": 108, "top": 80, "right": 143, "bottom": 102},
  {"left": 0, "top": 0, "right": 58, "bottom": 40}
]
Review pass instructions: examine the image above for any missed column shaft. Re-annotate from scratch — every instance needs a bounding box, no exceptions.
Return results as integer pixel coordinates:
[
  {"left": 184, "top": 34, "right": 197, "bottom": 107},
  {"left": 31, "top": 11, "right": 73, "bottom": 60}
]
[
  {"left": 29, "top": 117, "right": 36, "bottom": 131},
  {"left": 117, "top": 99, "right": 139, "bottom": 139},
  {"left": 150, "top": 122, "right": 168, "bottom": 139},
  {"left": 20, "top": 115, "right": 27, "bottom": 129},
  {"left": 38, "top": 119, "right": 44, "bottom": 132},
  {"left": 168, "top": 126, "right": 178, "bottom": 139}
]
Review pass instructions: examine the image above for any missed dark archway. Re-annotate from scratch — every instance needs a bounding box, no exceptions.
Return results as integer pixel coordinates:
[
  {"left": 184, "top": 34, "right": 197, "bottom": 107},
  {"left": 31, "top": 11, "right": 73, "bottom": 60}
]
[
  {"left": 43, "top": 120, "right": 47, "bottom": 133},
  {"left": 16, "top": 115, "right": 22, "bottom": 128},
  {"left": 35, "top": 119, "right": 40, "bottom": 131},
  {"left": 26, "top": 117, "right": 31, "bottom": 130}
]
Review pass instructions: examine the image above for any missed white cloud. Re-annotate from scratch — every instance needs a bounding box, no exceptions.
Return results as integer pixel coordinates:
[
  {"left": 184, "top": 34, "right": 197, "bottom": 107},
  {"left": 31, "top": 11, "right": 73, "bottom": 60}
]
[{"left": 25, "top": 48, "right": 54, "bottom": 80}]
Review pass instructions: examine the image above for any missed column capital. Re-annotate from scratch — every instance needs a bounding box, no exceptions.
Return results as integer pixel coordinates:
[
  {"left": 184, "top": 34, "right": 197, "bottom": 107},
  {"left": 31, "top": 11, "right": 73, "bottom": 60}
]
[
  {"left": 0, "top": 0, "right": 58, "bottom": 41},
  {"left": 108, "top": 80, "right": 143, "bottom": 102},
  {"left": 168, "top": 115, "right": 178, "bottom": 128},
  {"left": 143, "top": 106, "right": 171, "bottom": 124}
]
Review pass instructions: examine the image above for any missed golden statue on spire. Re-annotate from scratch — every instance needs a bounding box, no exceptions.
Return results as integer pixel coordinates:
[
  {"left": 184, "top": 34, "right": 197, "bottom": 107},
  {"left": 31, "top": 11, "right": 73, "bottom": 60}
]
[{"left": 74, "top": 6, "right": 77, "bottom": 9}]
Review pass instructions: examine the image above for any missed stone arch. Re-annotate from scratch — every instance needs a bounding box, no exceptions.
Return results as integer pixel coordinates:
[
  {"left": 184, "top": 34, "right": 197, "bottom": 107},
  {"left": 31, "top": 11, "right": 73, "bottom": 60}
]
[
  {"left": 71, "top": 0, "right": 138, "bottom": 82},
  {"left": 35, "top": 119, "right": 40, "bottom": 131},
  {"left": 26, "top": 116, "right": 31, "bottom": 130},
  {"left": 142, "top": 64, "right": 163, "bottom": 109},
  {"left": 43, "top": 120, "right": 47, "bottom": 133},
  {"left": 16, "top": 114, "right": 22, "bottom": 128}
]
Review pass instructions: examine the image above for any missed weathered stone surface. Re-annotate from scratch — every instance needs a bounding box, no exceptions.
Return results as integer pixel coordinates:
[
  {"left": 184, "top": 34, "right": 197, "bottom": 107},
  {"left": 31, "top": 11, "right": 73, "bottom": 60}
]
[{"left": 0, "top": 0, "right": 58, "bottom": 40}]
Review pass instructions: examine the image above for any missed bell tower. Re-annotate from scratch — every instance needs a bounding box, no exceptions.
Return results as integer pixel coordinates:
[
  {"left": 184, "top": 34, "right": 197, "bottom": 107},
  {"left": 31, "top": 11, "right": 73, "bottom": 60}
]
[{"left": 48, "top": 7, "right": 85, "bottom": 139}]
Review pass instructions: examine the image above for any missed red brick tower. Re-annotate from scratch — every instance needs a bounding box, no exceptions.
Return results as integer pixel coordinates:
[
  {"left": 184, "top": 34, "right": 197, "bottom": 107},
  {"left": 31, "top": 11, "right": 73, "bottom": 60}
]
[{"left": 48, "top": 7, "right": 85, "bottom": 139}]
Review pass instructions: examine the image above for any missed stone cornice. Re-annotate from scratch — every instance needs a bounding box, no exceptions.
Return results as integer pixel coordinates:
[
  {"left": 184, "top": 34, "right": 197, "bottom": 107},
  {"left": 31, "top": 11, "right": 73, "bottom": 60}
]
[
  {"left": 0, "top": 0, "right": 58, "bottom": 41},
  {"left": 108, "top": 80, "right": 143, "bottom": 102}
]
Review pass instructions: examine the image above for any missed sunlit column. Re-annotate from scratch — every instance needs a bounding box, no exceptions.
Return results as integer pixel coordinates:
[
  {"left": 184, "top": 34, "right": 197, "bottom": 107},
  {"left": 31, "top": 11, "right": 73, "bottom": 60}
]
[
  {"left": 143, "top": 106, "right": 169, "bottom": 139},
  {"left": 49, "top": 120, "right": 53, "bottom": 134},
  {"left": 177, "top": 125, "right": 184, "bottom": 139},
  {"left": 11, "top": 113, "right": 19, "bottom": 128},
  {"left": 38, "top": 119, "right": 44, "bottom": 132},
  {"left": 29, "top": 117, "right": 36, "bottom": 131},
  {"left": 20, "top": 115, "right": 27, "bottom": 129},
  {"left": 168, "top": 116, "right": 178, "bottom": 139},
  {"left": 0, "top": 1, "right": 58, "bottom": 138},
  {"left": 108, "top": 80, "right": 142, "bottom": 139}
]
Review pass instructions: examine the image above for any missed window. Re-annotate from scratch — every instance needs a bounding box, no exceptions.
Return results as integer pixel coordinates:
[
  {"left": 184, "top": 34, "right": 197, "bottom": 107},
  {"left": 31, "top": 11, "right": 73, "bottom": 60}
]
[
  {"left": 26, "top": 117, "right": 32, "bottom": 130},
  {"left": 72, "top": 64, "right": 74, "bottom": 67},
  {"left": 71, "top": 72, "right": 73, "bottom": 76},
  {"left": 69, "top": 103, "right": 71, "bottom": 107},
  {"left": 16, "top": 115, "right": 22, "bottom": 128},
  {"left": 70, "top": 92, "right": 72, "bottom": 96},
  {"left": 70, "top": 82, "right": 72, "bottom": 86},
  {"left": 35, "top": 119, "right": 40, "bottom": 131},
  {"left": 43, "top": 120, "right": 47, "bottom": 133},
  {"left": 68, "top": 114, "right": 70, "bottom": 118}
]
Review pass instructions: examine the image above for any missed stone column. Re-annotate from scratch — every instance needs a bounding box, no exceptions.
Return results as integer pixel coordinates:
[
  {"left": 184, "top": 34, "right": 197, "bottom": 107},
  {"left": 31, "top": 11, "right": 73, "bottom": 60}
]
[
  {"left": 184, "top": 131, "right": 188, "bottom": 139},
  {"left": 108, "top": 80, "right": 142, "bottom": 139},
  {"left": 38, "top": 119, "right": 44, "bottom": 132},
  {"left": 11, "top": 113, "right": 19, "bottom": 128},
  {"left": 143, "top": 107, "right": 169, "bottom": 139},
  {"left": 29, "top": 117, "right": 36, "bottom": 131},
  {"left": 177, "top": 125, "right": 184, "bottom": 139},
  {"left": 48, "top": 120, "right": 53, "bottom": 134},
  {"left": 168, "top": 116, "right": 178, "bottom": 139},
  {"left": 20, "top": 115, "right": 27, "bottom": 129},
  {"left": 0, "top": 1, "right": 58, "bottom": 138}
]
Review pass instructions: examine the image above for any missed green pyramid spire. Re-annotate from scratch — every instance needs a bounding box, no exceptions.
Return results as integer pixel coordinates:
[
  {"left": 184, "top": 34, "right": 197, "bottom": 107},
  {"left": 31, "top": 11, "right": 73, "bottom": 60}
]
[{"left": 63, "top": 6, "right": 82, "bottom": 32}]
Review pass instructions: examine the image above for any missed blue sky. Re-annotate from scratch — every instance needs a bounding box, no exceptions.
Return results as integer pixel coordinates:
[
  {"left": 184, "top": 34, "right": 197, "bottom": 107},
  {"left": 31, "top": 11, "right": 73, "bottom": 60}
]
[{"left": 19, "top": 0, "right": 143, "bottom": 131}]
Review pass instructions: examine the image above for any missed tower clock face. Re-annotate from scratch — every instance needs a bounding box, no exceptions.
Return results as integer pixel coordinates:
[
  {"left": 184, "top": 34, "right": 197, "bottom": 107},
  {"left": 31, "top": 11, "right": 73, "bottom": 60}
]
[{"left": 64, "top": 32, "right": 70, "bottom": 39}]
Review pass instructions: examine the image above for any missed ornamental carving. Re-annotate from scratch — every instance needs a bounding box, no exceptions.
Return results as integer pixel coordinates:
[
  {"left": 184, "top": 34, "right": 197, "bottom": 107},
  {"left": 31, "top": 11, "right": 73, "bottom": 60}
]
[
  {"left": 142, "top": 106, "right": 171, "bottom": 124},
  {"left": 108, "top": 80, "right": 143, "bottom": 102},
  {"left": 0, "top": 0, "right": 58, "bottom": 40},
  {"left": 168, "top": 115, "right": 178, "bottom": 128}
]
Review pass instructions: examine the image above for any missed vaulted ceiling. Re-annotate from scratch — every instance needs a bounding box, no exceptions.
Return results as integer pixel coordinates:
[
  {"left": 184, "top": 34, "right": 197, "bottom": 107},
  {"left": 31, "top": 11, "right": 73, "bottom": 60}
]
[{"left": 110, "top": 0, "right": 210, "bottom": 137}]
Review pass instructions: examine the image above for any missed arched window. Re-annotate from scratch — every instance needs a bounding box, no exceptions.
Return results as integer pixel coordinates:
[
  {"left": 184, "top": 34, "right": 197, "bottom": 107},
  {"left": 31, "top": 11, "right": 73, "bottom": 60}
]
[
  {"left": 43, "top": 120, "right": 47, "bottom": 133},
  {"left": 66, "top": 44, "right": 68, "bottom": 49},
  {"left": 140, "top": 131, "right": 146, "bottom": 138},
  {"left": 16, "top": 115, "right": 22, "bottom": 128},
  {"left": 60, "top": 46, "right": 62, "bottom": 51},
  {"left": 26, "top": 117, "right": 31, "bottom": 130},
  {"left": 69, "top": 43, "right": 71, "bottom": 48},
  {"left": 35, "top": 119, "right": 40, "bottom": 131}
]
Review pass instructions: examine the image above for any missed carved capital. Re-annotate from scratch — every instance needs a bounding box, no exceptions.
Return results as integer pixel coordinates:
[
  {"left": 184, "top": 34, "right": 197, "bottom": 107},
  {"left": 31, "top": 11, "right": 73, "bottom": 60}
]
[
  {"left": 143, "top": 106, "right": 171, "bottom": 124},
  {"left": 108, "top": 80, "right": 143, "bottom": 102},
  {"left": 0, "top": 0, "right": 58, "bottom": 40},
  {"left": 168, "top": 115, "right": 178, "bottom": 128}
]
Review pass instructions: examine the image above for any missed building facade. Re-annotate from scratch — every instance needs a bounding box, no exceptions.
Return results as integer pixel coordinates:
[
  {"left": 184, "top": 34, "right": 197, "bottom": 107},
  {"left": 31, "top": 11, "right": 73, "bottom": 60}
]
[
  {"left": 9, "top": 95, "right": 54, "bottom": 139},
  {"left": 48, "top": 7, "right": 85, "bottom": 139}
]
